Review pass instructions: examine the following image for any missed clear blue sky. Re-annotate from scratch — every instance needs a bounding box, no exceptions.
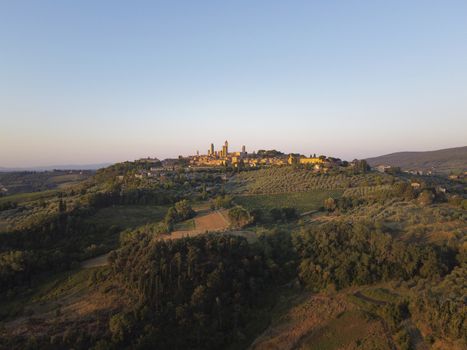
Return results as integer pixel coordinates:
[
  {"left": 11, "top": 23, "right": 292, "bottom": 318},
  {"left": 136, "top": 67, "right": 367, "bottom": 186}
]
[{"left": 1, "top": 0, "right": 466, "bottom": 167}]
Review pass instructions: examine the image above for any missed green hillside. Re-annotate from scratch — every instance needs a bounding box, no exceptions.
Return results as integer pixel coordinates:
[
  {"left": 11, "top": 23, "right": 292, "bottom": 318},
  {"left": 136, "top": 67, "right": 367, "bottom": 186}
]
[
  {"left": 366, "top": 146, "right": 467, "bottom": 174},
  {"left": 0, "top": 162, "right": 465, "bottom": 350}
]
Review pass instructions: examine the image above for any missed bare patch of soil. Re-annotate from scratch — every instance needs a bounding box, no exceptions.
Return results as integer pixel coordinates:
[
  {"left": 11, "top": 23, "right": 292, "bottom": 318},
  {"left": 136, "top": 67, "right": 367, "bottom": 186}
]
[{"left": 168, "top": 210, "right": 231, "bottom": 239}]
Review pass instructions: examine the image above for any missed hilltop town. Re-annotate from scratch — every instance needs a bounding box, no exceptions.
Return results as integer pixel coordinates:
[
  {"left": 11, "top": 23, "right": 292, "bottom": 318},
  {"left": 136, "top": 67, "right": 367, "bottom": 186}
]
[
  {"left": 0, "top": 142, "right": 465, "bottom": 350},
  {"left": 119, "top": 140, "right": 368, "bottom": 185},
  {"left": 188, "top": 140, "right": 335, "bottom": 168},
  {"left": 133, "top": 140, "right": 350, "bottom": 179}
]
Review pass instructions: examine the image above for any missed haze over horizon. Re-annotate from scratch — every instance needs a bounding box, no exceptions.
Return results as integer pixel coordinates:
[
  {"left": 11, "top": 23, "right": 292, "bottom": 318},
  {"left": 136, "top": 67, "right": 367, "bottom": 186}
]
[
  {"left": 1, "top": 0, "right": 467, "bottom": 167},
  {"left": 1, "top": 144, "right": 467, "bottom": 170}
]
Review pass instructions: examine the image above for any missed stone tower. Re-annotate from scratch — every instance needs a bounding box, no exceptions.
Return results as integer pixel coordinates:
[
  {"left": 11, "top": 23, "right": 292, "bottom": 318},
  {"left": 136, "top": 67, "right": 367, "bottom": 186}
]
[{"left": 222, "top": 140, "right": 229, "bottom": 157}]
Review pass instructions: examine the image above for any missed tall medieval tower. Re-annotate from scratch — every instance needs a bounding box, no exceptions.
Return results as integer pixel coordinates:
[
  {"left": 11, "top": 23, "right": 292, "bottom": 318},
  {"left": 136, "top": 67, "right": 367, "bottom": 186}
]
[{"left": 222, "top": 140, "right": 228, "bottom": 157}]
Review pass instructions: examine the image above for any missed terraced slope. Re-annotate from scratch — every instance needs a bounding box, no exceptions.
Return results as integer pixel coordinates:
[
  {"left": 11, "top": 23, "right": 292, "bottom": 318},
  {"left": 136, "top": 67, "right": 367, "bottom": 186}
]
[{"left": 228, "top": 167, "right": 392, "bottom": 194}]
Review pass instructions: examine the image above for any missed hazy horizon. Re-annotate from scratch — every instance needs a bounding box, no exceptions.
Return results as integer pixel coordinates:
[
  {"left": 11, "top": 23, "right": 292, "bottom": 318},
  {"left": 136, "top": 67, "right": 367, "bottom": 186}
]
[
  {"left": 1, "top": 1, "right": 467, "bottom": 167},
  {"left": 1, "top": 144, "right": 466, "bottom": 170}
]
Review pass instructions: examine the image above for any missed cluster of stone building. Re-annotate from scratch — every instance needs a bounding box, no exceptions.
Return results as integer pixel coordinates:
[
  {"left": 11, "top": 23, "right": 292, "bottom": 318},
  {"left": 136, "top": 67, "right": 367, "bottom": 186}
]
[
  {"left": 193, "top": 141, "right": 249, "bottom": 167},
  {"left": 118, "top": 141, "right": 348, "bottom": 183},
  {"left": 188, "top": 140, "right": 332, "bottom": 169},
  {"left": 117, "top": 141, "right": 380, "bottom": 183}
]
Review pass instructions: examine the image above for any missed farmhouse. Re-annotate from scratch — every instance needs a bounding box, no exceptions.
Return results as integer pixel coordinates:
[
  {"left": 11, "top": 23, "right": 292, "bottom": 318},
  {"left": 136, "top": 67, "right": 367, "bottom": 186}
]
[{"left": 288, "top": 154, "right": 324, "bottom": 165}]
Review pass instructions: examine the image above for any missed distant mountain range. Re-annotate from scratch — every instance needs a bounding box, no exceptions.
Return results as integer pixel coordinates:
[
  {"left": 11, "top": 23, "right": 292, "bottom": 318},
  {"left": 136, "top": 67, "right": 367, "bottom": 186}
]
[
  {"left": 366, "top": 146, "right": 467, "bottom": 174},
  {"left": 0, "top": 163, "right": 111, "bottom": 172}
]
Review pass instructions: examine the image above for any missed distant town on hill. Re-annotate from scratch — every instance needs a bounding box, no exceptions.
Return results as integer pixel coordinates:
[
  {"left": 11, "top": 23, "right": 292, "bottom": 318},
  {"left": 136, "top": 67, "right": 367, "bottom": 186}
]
[
  {"left": 0, "top": 140, "right": 466, "bottom": 350},
  {"left": 2, "top": 144, "right": 466, "bottom": 176}
]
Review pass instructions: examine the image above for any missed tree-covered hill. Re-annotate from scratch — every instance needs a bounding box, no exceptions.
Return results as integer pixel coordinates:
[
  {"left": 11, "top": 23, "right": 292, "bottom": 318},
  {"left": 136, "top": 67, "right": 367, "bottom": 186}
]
[
  {"left": 366, "top": 146, "right": 467, "bottom": 174},
  {"left": 0, "top": 162, "right": 465, "bottom": 349}
]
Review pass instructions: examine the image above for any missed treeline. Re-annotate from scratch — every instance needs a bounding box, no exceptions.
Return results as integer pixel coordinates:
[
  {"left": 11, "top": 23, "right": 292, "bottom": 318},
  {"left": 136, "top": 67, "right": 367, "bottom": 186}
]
[
  {"left": 0, "top": 171, "right": 185, "bottom": 295},
  {"left": 0, "top": 206, "right": 95, "bottom": 250},
  {"left": 412, "top": 290, "right": 466, "bottom": 344},
  {"left": 410, "top": 264, "right": 466, "bottom": 344},
  {"left": 0, "top": 186, "right": 177, "bottom": 294},
  {"left": 0, "top": 207, "right": 106, "bottom": 295},
  {"left": 2, "top": 209, "right": 464, "bottom": 348},
  {"left": 0, "top": 201, "right": 18, "bottom": 211},
  {"left": 88, "top": 188, "right": 175, "bottom": 208},
  {"left": 0, "top": 228, "right": 296, "bottom": 349},
  {"left": 0, "top": 185, "right": 178, "bottom": 293},
  {"left": 105, "top": 233, "right": 294, "bottom": 349},
  {"left": 42, "top": 216, "right": 463, "bottom": 349},
  {"left": 162, "top": 200, "right": 196, "bottom": 232},
  {"left": 293, "top": 220, "right": 465, "bottom": 345},
  {"left": 93, "top": 161, "right": 156, "bottom": 183},
  {"left": 0, "top": 171, "right": 89, "bottom": 195},
  {"left": 210, "top": 191, "right": 300, "bottom": 226},
  {"left": 328, "top": 181, "right": 452, "bottom": 213},
  {"left": 243, "top": 207, "right": 299, "bottom": 225},
  {"left": 293, "top": 220, "right": 457, "bottom": 290},
  {"left": 211, "top": 194, "right": 299, "bottom": 225}
]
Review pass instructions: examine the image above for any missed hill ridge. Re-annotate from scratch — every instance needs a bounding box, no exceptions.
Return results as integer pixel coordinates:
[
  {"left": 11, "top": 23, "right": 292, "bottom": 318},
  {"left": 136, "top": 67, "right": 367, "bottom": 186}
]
[{"left": 366, "top": 146, "right": 467, "bottom": 173}]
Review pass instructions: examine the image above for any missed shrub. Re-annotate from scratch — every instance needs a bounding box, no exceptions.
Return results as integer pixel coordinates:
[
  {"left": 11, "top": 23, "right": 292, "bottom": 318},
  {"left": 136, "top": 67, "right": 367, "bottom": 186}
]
[
  {"left": 282, "top": 207, "right": 298, "bottom": 221},
  {"left": 0, "top": 201, "right": 17, "bottom": 211},
  {"left": 212, "top": 195, "right": 233, "bottom": 209},
  {"left": 174, "top": 200, "right": 195, "bottom": 220},
  {"left": 418, "top": 190, "right": 434, "bottom": 206},
  {"left": 165, "top": 200, "right": 195, "bottom": 227},
  {"left": 228, "top": 206, "right": 252, "bottom": 228},
  {"left": 324, "top": 197, "right": 337, "bottom": 212},
  {"left": 270, "top": 208, "right": 283, "bottom": 222},
  {"left": 250, "top": 208, "right": 264, "bottom": 224},
  {"left": 109, "top": 313, "right": 132, "bottom": 344}
]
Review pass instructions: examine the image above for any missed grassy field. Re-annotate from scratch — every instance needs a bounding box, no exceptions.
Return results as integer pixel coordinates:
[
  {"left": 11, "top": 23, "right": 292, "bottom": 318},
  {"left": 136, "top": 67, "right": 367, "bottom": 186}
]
[
  {"left": 250, "top": 293, "right": 349, "bottom": 350},
  {"left": 168, "top": 210, "right": 231, "bottom": 239},
  {"left": 298, "top": 310, "right": 392, "bottom": 350},
  {"left": 85, "top": 205, "right": 168, "bottom": 230},
  {"left": 0, "top": 267, "right": 97, "bottom": 320},
  {"left": 30, "top": 268, "right": 97, "bottom": 304},
  {"left": 0, "top": 266, "right": 128, "bottom": 343},
  {"left": 234, "top": 190, "right": 342, "bottom": 213},
  {"left": 250, "top": 287, "right": 402, "bottom": 350},
  {"left": 174, "top": 219, "right": 195, "bottom": 231},
  {"left": 0, "top": 171, "right": 92, "bottom": 195},
  {"left": 50, "top": 173, "right": 89, "bottom": 189},
  {"left": 345, "top": 201, "right": 467, "bottom": 246},
  {"left": 0, "top": 190, "right": 58, "bottom": 205}
]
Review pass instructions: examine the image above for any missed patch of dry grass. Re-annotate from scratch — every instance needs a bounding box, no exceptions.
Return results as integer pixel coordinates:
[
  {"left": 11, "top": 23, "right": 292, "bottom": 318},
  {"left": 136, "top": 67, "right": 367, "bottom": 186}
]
[{"left": 250, "top": 293, "right": 349, "bottom": 350}]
